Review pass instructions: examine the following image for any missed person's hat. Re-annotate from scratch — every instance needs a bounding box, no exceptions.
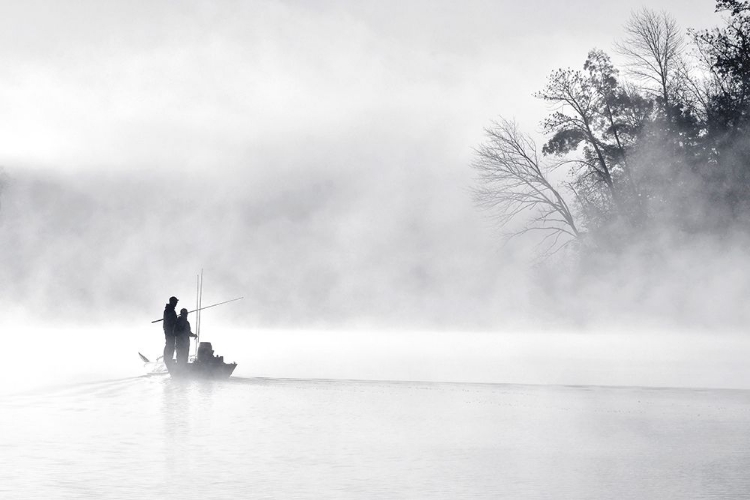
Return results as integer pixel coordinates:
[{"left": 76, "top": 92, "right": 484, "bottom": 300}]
[{"left": 169, "top": 296, "right": 179, "bottom": 304}]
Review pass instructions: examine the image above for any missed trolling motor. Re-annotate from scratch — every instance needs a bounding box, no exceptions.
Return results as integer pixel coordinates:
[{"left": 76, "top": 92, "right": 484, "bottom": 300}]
[{"left": 196, "top": 342, "right": 225, "bottom": 364}]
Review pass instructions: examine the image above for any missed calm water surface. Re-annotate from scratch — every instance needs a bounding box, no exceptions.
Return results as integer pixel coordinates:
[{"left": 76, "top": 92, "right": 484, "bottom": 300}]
[{"left": 2, "top": 377, "right": 749, "bottom": 499}]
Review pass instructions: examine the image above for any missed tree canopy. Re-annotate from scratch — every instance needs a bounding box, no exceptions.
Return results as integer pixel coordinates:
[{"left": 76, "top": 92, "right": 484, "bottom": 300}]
[{"left": 473, "top": 1, "right": 750, "bottom": 253}]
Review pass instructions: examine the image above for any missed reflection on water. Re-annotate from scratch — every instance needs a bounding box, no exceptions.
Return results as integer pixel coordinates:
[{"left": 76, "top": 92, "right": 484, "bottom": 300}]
[{"left": 1, "top": 377, "right": 750, "bottom": 499}]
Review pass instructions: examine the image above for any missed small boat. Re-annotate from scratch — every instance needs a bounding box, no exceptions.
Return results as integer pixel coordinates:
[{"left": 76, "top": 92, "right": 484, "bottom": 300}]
[
  {"left": 165, "top": 342, "right": 237, "bottom": 379},
  {"left": 144, "top": 271, "right": 242, "bottom": 379}
]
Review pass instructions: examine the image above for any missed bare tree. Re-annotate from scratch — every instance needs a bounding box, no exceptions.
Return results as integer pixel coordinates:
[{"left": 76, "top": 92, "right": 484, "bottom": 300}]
[
  {"left": 472, "top": 118, "right": 581, "bottom": 255},
  {"left": 617, "top": 8, "right": 686, "bottom": 112}
]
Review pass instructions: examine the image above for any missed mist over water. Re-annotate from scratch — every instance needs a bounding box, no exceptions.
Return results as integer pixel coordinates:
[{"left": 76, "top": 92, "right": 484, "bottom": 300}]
[
  {"left": 3, "top": 165, "right": 750, "bottom": 393},
  {"left": 3, "top": 325, "right": 750, "bottom": 397},
  {"left": 0, "top": 167, "right": 521, "bottom": 329},
  {"left": 4, "top": 168, "right": 750, "bottom": 334}
]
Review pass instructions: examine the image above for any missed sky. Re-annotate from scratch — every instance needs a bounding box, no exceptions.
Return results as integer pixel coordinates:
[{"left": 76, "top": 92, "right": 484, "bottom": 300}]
[
  {"left": 0, "top": 0, "right": 741, "bottom": 333},
  {"left": 0, "top": 0, "right": 717, "bottom": 173}
]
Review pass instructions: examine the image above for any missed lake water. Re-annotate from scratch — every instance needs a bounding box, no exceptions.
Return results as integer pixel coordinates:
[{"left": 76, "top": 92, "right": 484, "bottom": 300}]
[{"left": 2, "top": 376, "right": 749, "bottom": 499}]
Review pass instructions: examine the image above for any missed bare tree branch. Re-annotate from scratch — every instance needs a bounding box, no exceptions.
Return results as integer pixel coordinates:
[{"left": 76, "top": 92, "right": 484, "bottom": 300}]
[
  {"left": 617, "top": 8, "right": 686, "bottom": 112},
  {"left": 471, "top": 118, "right": 581, "bottom": 255}
]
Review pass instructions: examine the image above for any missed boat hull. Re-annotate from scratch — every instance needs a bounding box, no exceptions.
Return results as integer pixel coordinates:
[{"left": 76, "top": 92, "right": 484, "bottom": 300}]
[{"left": 166, "top": 360, "right": 237, "bottom": 379}]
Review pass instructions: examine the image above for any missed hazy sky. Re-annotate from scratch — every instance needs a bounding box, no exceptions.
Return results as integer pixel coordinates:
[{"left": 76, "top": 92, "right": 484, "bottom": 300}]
[
  {"left": 0, "top": 0, "right": 716, "bottom": 172},
  {"left": 0, "top": 0, "right": 735, "bottom": 331}
]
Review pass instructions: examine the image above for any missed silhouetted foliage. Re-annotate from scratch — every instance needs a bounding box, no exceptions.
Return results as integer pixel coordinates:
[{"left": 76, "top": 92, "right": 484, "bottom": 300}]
[
  {"left": 692, "top": 0, "right": 750, "bottom": 223},
  {"left": 473, "top": 3, "right": 750, "bottom": 252}
]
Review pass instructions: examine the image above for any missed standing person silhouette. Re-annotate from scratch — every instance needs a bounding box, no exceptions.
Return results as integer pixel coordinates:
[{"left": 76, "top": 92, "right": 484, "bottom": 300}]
[
  {"left": 174, "top": 308, "right": 197, "bottom": 364},
  {"left": 163, "top": 296, "right": 179, "bottom": 363}
]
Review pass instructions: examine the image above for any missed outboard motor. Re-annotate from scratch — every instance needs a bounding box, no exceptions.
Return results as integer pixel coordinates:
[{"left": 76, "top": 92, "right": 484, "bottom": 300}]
[{"left": 197, "top": 342, "right": 214, "bottom": 362}]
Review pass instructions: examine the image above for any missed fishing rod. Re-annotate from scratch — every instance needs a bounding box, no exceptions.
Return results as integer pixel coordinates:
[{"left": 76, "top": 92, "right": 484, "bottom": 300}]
[
  {"left": 194, "top": 271, "right": 201, "bottom": 359},
  {"left": 196, "top": 269, "right": 203, "bottom": 356},
  {"left": 150, "top": 296, "right": 244, "bottom": 323}
]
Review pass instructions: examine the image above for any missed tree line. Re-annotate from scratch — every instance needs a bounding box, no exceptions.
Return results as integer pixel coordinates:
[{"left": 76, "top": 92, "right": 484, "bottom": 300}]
[{"left": 472, "top": 1, "right": 750, "bottom": 255}]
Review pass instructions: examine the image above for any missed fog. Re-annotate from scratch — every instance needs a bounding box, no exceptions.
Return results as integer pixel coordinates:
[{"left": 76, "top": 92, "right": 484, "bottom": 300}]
[
  {"left": 3, "top": 325, "right": 750, "bottom": 395},
  {"left": 2, "top": 0, "right": 748, "bottom": 392},
  {"left": 0, "top": 167, "right": 524, "bottom": 329},
  {"left": 4, "top": 168, "right": 750, "bottom": 332},
  {"left": 5, "top": 161, "right": 750, "bottom": 392}
]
